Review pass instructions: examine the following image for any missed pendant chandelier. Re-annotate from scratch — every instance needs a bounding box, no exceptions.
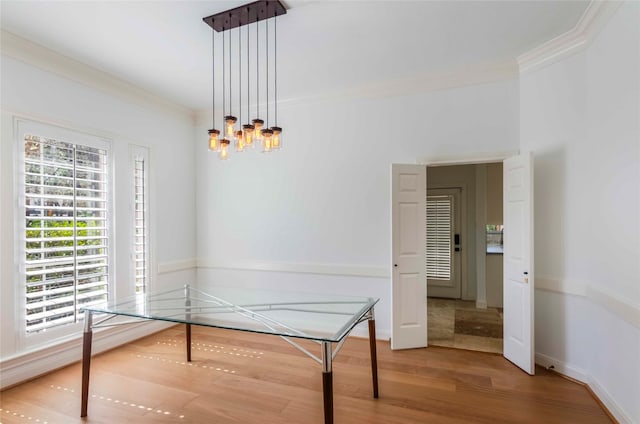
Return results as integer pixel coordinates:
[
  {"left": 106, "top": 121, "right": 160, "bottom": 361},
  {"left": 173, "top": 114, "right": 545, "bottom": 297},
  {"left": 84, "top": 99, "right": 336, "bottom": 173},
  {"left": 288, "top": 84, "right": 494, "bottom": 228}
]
[{"left": 204, "top": 1, "right": 285, "bottom": 160}]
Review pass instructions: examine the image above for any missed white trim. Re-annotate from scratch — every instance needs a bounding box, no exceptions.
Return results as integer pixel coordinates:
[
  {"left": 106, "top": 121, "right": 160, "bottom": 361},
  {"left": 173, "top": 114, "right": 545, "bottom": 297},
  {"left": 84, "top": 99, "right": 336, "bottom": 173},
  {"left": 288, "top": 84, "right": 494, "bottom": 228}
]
[
  {"left": 0, "top": 30, "right": 194, "bottom": 120},
  {"left": 587, "top": 373, "right": 635, "bottom": 424},
  {"left": 195, "top": 60, "right": 519, "bottom": 125},
  {"left": 157, "top": 258, "right": 197, "bottom": 275},
  {"left": 534, "top": 351, "right": 634, "bottom": 424},
  {"left": 518, "top": 1, "right": 624, "bottom": 74},
  {"left": 14, "top": 117, "right": 115, "bottom": 348},
  {"left": 535, "top": 352, "right": 589, "bottom": 383},
  {"left": 419, "top": 151, "right": 518, "bottom": 167},
  {"left": 587, "top": 285, "right": 640, "bottom": 330},
  {"left": 335, "top": 59, "right": 519, "bottom": 101},
  {"left": 0, "top": 321, "right": 171, "bottom": 390},
  {"left": 536, "top": 276, "right": 640, "bottom": 329},
  {"left": 536, "top": 276, "right": 586, "bottom": 297},
  {"left": 197, "top": 259, "right": 390, "bottom": 279}
]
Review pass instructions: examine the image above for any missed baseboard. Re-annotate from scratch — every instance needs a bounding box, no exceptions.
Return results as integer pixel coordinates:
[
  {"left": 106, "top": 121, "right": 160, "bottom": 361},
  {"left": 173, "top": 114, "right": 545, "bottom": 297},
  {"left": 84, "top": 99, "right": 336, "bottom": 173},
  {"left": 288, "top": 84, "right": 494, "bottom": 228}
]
[
  {"left": 535, "top": 352, "right": 631, "bottom": 424},
  {"left": 535, "top": 352, "right": 588, "bottom": 383},
  {"left": 587, "top": 374, "right": 633, "bottom": 424},
  {"left": 0, "top": 320, "right": 172, "bottom": 390}
]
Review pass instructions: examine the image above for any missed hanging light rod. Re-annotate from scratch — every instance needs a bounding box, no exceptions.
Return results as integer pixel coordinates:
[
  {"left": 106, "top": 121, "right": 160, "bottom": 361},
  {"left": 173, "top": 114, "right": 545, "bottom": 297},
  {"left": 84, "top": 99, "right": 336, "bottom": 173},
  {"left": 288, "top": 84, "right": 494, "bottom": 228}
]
[{"left": 203, "top": 0, "right": 286, "bottom": 32}]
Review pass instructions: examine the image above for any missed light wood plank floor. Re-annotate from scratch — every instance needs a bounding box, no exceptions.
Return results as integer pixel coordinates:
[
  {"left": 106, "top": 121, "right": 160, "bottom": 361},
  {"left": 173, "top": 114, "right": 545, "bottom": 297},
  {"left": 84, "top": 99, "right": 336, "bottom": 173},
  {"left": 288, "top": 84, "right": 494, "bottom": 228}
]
[{"left": 1, "top": 326, "right": 612, "bottom": 423}]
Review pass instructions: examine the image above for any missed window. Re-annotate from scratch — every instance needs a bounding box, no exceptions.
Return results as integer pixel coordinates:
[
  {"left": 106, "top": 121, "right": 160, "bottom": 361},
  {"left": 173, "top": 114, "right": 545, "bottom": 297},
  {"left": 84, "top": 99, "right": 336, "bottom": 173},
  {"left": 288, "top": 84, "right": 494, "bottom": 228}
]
[
  {"left": 486, "top": 224, "right": 504, "bottom": 254},
  {"left": 426, "top": 195, "right": 452, "bottom": 280},
  {"left": 131, "top": 148, "right": 149, "bottom": 295},
  {"left": 23, "top": 132, "right": 109, "bottom": 334}
]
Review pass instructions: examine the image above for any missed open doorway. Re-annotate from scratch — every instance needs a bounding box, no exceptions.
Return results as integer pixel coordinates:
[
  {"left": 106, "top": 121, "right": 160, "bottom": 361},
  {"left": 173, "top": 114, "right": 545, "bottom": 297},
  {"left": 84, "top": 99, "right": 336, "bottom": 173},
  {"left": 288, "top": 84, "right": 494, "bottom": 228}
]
[{"left": 426, "top": 163, "right": 504, "bottom": 354}]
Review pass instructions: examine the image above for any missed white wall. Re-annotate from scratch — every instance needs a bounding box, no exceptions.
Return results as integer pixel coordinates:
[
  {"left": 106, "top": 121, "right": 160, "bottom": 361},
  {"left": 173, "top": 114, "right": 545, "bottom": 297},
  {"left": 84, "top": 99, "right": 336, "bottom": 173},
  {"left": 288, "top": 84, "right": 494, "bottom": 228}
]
[
  {"left": 196, "top": 77, "right": 520, "bottom": 341},
  {"left": 0, "top": 39, "right": 197, "bottom": 386},
  {"left": 520, "top": 2, "right": 640, "bottom": 422}
]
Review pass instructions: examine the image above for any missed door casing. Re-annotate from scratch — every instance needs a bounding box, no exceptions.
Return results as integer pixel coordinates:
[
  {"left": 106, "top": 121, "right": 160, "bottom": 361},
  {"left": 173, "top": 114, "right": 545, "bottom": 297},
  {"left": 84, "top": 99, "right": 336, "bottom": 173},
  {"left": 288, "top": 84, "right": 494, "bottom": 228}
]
[{"left": 390, "top": 151, "right": 534, "bottom": 375}]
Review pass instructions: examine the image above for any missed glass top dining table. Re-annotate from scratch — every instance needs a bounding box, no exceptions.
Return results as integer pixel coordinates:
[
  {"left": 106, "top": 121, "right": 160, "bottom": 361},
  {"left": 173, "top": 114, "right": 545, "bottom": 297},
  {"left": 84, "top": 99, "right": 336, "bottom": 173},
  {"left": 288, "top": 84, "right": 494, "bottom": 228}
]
[
  {"left": 80, "top": 284, "right": 380, "bottom": 424},
  {"left": 82, "top": 284, "right": 378, "bottom": 343}
]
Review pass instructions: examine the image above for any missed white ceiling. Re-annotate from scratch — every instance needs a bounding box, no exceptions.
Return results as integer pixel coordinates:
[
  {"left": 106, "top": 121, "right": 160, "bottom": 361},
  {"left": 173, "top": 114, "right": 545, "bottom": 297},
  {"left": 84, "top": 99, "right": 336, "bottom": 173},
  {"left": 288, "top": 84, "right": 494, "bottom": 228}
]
[{"left": 1, "top": 0, "right": 590, "bottom": 112}]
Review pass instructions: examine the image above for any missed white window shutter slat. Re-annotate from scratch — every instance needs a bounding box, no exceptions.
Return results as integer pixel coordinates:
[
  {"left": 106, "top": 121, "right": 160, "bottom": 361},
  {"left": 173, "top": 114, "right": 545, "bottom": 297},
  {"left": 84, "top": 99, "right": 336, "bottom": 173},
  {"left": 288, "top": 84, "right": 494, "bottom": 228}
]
[
  {"left": 426, "top": 195, "right": 453, "bottom": 280},
  {"left": 23, "top": 135, "right": 109, "bottom": 333}
]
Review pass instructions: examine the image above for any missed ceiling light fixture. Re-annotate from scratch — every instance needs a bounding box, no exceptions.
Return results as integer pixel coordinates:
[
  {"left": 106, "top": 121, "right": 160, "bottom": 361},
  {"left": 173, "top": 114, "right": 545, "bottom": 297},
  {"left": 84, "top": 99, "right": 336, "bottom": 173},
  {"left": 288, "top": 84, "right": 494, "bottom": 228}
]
[{"left": 204, "top": 0, "right": 286, "bottom": 160}]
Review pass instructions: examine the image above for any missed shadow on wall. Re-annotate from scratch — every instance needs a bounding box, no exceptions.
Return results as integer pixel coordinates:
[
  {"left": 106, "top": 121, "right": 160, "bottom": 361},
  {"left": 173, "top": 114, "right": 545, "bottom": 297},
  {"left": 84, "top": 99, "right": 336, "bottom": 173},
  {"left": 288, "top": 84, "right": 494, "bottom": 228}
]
[{"left": 533, "top": 147, "right": 567, "bottom": 358}]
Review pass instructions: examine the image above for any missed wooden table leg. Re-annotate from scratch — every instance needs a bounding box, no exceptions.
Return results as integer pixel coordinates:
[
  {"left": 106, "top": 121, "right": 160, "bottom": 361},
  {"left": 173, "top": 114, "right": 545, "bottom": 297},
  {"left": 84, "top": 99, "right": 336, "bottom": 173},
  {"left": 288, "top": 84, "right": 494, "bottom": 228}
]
[
  {"left": 185, "top": 285, "right": 192, "bottom": 362},
  {"left": 321, "top": 341, "right": 333, "bottom": 424},
  {"left": 368, "top": 318, "right": 379, "bottom": 398},
  {"left": 186, "top": 323, "right": 192, "bottom": 362},
  {"left": 81, "top": 311, "right": 93, "bottom": 417},
  {"left": 322, "top": 370, "right": 333, "bottom": 424}
]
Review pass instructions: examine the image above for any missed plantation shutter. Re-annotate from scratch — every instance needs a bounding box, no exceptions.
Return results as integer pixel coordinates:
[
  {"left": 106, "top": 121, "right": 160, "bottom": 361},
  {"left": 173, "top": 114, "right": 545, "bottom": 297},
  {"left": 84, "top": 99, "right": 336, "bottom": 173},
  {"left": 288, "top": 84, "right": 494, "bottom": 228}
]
[
  {"left": 133, "top": 156, "right": 148, "bottom": 294},
  {"left": 426, "top": 195, "right": 452, "bottom": 280},
  {"left": 24, "top": 134, "right": 109, "bottom": 333}
]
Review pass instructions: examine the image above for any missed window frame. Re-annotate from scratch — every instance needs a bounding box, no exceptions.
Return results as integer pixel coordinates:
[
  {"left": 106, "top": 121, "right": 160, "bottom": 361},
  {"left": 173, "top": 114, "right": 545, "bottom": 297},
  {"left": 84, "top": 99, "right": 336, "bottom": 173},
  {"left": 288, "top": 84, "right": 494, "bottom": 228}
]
[{"left": 15, "top": 119, "right": 114, "bottom": 349}]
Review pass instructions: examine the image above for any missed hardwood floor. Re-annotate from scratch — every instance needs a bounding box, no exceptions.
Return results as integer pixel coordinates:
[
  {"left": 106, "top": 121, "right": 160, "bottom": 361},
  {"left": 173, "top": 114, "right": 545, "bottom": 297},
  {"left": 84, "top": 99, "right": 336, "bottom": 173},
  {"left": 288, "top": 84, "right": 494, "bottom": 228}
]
[{"left": 1, "top": 326, "right": 612, "bottom": 423}]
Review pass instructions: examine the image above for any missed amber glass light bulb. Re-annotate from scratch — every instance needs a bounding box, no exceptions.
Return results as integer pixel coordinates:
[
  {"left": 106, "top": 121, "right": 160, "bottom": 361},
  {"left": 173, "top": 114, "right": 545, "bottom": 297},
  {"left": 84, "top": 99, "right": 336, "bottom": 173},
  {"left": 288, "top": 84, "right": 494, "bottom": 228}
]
[
  {"left": 219, "top": 139, "right": 230, "bottom": 160},
  {"left": 262, "top": 129, "right": 273, "bottom": 153},
  {"left": 252, "top": 119, "right": 264, "bottom": 142},
  {"left": 243, "top": 124, "right": 255, "bottom": 147},
  {"left": 225, "top": 116, "right": 237, "bottom": 138},
  {"left": 270, "top": 126, "right": 282, "bottom": 150},
  {"left": 235, "top": 130, "right": 245, "bottom": 152},
  {"left": 208, "top": 129, "right": 220, "bottom": 151}
]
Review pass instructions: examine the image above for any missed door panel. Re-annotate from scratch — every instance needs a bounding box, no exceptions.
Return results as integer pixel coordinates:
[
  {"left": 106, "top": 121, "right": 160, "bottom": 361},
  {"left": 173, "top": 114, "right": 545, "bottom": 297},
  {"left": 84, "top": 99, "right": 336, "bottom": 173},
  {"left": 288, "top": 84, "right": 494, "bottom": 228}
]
[
  {"left": 399, "top": 203, "right": 419, "bottom": 254},
  {"left": 391, "top": 164, "right": 427, "bottom": 350},
  {"left": 503, "top": 153, "right": 534, "bottom": 375},
  {"left": 399, "top": 273, "right": 421, "bottom": 327}
]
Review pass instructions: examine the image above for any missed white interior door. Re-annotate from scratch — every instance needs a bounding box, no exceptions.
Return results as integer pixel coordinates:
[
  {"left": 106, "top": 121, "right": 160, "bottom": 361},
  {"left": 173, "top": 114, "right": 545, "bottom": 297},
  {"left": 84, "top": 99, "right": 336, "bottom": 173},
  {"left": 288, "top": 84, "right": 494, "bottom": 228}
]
[
  {"left": 503, "top": 152, "right": 534, "bottom": 374},
  {"left": 426, "top": 188, "right": 462, "bottom": 299},
  {"left": 391, "top": 164, "right": 427, "bottom": 350}
]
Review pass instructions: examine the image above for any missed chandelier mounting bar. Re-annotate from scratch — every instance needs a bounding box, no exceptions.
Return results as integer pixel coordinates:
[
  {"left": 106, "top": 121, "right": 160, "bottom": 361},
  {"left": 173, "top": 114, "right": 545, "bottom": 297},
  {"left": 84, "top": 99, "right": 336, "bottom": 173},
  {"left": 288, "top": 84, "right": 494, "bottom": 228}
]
[{"left": 203, "top": 0, "right": 286, "bottom": 32}]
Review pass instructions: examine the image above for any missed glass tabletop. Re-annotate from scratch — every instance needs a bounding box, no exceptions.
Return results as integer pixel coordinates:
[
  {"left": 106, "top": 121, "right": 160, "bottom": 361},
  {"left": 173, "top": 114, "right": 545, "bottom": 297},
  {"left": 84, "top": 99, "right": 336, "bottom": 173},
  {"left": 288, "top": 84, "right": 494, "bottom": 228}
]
[{"left": 82, "top": 285, "right": 379, "bottom": 343}]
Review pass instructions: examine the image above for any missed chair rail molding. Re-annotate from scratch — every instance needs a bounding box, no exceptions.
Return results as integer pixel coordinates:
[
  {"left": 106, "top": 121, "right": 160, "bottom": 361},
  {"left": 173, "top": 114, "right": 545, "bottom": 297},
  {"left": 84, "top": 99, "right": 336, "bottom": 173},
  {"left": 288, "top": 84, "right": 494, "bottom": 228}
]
[
  {"left": 197, "top": 259, "right": 390, "bottom": 279},
  {"left": 536, "top": 275, "right": 640, "bottom": 329},
  {"left": 157, "top": 258, "right": 198, "bottom": 275}
]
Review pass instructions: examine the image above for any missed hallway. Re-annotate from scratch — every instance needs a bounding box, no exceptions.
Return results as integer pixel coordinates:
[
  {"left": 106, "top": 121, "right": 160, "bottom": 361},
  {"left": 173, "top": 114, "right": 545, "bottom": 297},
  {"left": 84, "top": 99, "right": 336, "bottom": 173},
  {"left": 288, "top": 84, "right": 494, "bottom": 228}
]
[{"left": 427, "top": 298, "right": 503, "bottom": 354}]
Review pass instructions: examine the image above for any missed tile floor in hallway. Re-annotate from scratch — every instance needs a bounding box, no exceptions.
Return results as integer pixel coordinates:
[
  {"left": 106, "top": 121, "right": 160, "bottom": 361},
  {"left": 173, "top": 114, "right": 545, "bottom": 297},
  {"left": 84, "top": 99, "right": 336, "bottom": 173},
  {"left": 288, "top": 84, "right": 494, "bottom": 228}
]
[{"left": 427, "top": 297, "right": 503, "bottom": 354}]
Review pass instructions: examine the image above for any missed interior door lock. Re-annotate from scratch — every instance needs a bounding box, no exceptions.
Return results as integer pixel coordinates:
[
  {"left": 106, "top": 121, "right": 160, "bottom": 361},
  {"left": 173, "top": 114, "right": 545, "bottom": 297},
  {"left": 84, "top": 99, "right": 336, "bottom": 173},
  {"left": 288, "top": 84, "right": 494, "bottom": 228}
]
[
  {"left": 524, "top": 271, "right": 529, "bottom": 284},
  {"left": 454, "top": 233, "right": 461, "bottom": 252}
]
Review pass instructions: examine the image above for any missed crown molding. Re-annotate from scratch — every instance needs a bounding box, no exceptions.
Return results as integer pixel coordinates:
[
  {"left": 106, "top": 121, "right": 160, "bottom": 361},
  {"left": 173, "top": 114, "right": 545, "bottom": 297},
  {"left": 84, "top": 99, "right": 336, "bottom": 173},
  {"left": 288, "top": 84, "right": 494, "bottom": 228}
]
[
  {"left": 1, "top": 30, "right": 196, "bottom": 121},
  {"left": 194, "top": 59, "right": 519, "bottom": 122},
  {"left": 517, "top": 1, "right": 624, "bottom": 74}
]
